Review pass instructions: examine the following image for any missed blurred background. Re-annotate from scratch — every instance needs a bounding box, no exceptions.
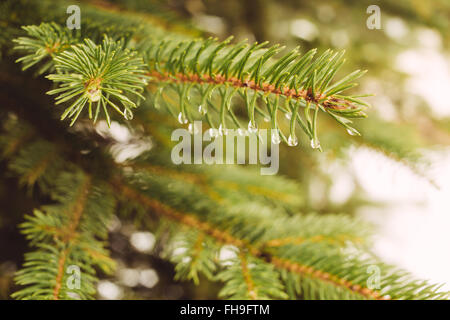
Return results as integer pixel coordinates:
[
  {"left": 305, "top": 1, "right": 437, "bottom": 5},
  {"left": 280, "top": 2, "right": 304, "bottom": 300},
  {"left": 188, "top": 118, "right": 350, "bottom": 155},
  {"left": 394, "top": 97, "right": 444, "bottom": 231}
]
[{"left": 1, "top": 0, "right": 449, "bottom": 299}]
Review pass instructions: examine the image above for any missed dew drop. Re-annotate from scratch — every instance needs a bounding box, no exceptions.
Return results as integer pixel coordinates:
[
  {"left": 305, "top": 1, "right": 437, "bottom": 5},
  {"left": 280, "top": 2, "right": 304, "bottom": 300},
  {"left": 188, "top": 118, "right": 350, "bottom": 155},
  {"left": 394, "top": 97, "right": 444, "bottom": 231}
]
[
  {"left": 285, "top": 112, "right": 292, "bottom": 120},
  {"left": 124, "top": 109, "right": 134, "bottom": 120},
  {"left": 218, "top": 124, "right": 228, "bottom": 136},
  {"left": 248, "top": 121, "right": 258, "bottom": 134},
  {"left": 288, "top": 134, "right": 298, "bottom": 146},
  {"left": 271, "top": 129, "right": 281, "bottom": 145},
  {"left": 198, "top": 104, "right": 207, "bottom": 115},
  {"left": 346, "top": 127, "right": 360, "bottom": 136},
  {"left": 178, "top": 112, "right": 188, "bottom": 124},
  {"left": 263, "top": 116, "right": 270, "bottom": 123},
  {"left": 310, "top": 138, "right": 321, "bottom": 149},
  {"left": 87, "top": 88, "right": 101, "bottom": 102}
]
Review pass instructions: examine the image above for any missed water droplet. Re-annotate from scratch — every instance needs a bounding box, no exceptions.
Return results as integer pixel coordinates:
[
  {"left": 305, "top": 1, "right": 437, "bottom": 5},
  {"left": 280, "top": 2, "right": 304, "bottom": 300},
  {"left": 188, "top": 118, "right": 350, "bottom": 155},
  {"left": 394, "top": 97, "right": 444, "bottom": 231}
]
[
  {"left": 263, "top": 116, "right": 270, "bottom": 123},
  {"left": 288, "top": 135, "right": 298, "bottom": 146},
  {"left": 178, "top": 112, "right": 188, "bottom": 124},
  {"left": 218, "top": 124, "right": 228, "bottom": 136},
  {"left": 87, "top": 88, "right": 101, "bottom": 102},
  {"left": 198, "top": 104, "right": 207, "bottom": 115},
  {"left": 285, "top": 112, "right": 292, "bottom": 120},
  {"left": 271, "top": 129, "right": 281, "bottom": 144},
  {"left": 248, "top": 121, "right": 257, "bottom": 134},
  {"left": 124, "top": 109, "right": 134, "bottom": 120},
  {"left": 346, "top": 127, "right": 360, "bottom": 136},
  {"left": 310, "top": 138, "right": 321, "bottom": 149}
]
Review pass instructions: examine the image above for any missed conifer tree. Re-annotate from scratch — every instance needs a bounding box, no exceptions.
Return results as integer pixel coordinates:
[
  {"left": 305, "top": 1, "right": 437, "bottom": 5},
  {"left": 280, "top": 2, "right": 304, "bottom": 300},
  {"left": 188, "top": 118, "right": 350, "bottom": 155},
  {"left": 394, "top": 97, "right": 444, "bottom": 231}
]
[{"left": 0, "top": 0, "right": 448, "bottom": 300}]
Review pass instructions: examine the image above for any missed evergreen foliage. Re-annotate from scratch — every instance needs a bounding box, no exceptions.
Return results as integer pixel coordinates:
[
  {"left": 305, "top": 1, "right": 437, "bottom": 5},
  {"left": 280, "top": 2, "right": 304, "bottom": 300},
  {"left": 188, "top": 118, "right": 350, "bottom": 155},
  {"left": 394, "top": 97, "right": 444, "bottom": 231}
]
[{"left": 0, "top": 0, "right": 448, "bottom": 300}]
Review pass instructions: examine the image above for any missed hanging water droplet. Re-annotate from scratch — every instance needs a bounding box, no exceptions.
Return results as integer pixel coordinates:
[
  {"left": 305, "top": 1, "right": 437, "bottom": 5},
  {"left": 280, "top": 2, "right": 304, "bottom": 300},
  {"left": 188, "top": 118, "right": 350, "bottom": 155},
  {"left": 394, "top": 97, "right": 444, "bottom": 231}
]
[
  {"left": 310, "top": 138, "right": 321, "bottom": 149},
  {"left": 271, "top": 129, "right": 281, "bottom": 145},
  {"left": 346, "top": 127, "right": 360, "bottom": 136},
  {"left": 248, "top": 120, "right": 257, "bottom": 134},
  {"left": 124, "top": 108, "right": 134, "bottom": 120},
  {"left": 198, "top": 104, "right": 207, "bottom": 115},
  {"left": 288, "top": 134, "right": 298, "bottom": 146},
  {"left": 263, "top": 116, "right": 270, "bottom": 123},
  {"left": 87, "top": 88, "right": 101, "bottom": 102},
  {"left": 218, "top": 124, "right": 226, "bottom": 136},
  {"left": 178, "top": 112, "right": 188, "bottom": 124},
  {"left": 285, "top": 112, "right": 292, "bottom": 120}
]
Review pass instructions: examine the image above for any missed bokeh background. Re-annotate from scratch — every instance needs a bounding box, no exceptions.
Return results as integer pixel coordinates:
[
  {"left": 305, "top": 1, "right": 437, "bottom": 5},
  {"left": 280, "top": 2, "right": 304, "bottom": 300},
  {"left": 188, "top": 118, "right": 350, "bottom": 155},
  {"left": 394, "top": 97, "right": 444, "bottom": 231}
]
[{"left": 1, "top": 0, "right": 449, "bottom": 299}]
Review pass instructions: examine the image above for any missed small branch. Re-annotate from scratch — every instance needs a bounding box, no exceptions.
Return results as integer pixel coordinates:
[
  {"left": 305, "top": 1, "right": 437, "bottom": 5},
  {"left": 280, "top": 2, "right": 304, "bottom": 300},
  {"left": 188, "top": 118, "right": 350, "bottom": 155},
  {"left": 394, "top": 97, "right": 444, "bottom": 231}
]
[
  {"left": 190, "top": 233, "right": 205, "bottom": 271},
  {"left": 53, "top": 249, "right": 69, "bottom": 300},
  {"left": 52, "top": 175, "right": 91, "bottom": 299},
  {"left": 149, "top": 71, "right": 353, "bottom": 110},
  {"left": 264, "top": 234, "right": 363, "bottom": 247},
  {"left": 240, "top": 252, "right": 258, "bottom": 300},
  {"left": 22, "top": 153, "right": 55, "bottom": 186},
  {"left": 111, "top": 177, "right": 386, "bottom": 300}
]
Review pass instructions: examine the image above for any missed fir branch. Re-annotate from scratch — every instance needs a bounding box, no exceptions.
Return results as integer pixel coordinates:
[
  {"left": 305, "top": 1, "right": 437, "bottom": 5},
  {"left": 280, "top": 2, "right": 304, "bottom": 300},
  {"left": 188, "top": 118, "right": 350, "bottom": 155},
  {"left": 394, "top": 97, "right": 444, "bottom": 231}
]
[
  {"left": 111, "top": 177, "right": 449, "bottom": 300},
  {"left": 2, "top": 101, "right": 448, "bottom": 300},
  {"left": 85, "top": 0, "right": 201, "bottom": 37},
  {"left": 13, "top": 23, "right": 369, "bottom": 148},
  {"left": 113, "top": 175, "right": 372, "bottom": 298},
  {"left": 47, "top": 36, "right": 149, "bottom": 126},
  {"left": 51, "top": 174, "right": 91, "bottom": 299},
  {"left": 145, "top": 38, "right": 369, "bottom": 148},
  {"left": 12, "top": 172, "right": 116, "bottom": 300},
  {"left": 217, "top": 252, "right": 288, "bottom": 300},
  {"left": 168, "top": 231, "right": 217, "bottom": 285},
  {"left": 0, "top": 118, "right": 34, "bottom": 159},
  {"left": 239, "top": 253, "right": 258, "bottom": 300},
  {"left": 13, "top": 23, "right": 76, "bottom": 75},
  {"left": 121, "top": 157, "right": 302, "bottom": 208},
  {"left": 14, "top": 24, "right": 149, "bottom": 126},
  {"left": 264, "top": 234, "right": 363, "bottom": 248},
  {"left": 7, "top": 140, "right": 62, "bottom": 193},
  {"left": 3, "top": 1, "right": 449, "bottom": 301}
]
